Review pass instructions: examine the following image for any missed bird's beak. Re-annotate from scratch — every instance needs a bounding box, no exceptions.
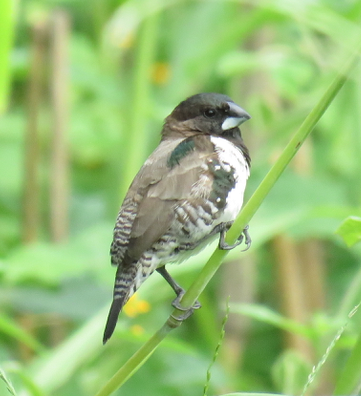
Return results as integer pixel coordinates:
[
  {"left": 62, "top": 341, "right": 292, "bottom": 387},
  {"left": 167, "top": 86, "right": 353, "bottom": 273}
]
[{"left": 222, "top": 101, "right": 251, "bottom": 131}]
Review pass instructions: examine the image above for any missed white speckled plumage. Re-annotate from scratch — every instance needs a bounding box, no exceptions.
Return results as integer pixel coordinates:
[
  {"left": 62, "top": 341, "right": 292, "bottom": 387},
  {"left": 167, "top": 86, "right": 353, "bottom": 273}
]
[{"left": 211, "top": 136, "right": 250, "bottom": 223}]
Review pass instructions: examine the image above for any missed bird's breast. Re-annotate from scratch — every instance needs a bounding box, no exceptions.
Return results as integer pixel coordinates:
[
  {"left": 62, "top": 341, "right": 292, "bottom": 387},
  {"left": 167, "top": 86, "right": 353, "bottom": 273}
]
[{"left": 210, "top": 136, "right": 250, "bottom": 223}]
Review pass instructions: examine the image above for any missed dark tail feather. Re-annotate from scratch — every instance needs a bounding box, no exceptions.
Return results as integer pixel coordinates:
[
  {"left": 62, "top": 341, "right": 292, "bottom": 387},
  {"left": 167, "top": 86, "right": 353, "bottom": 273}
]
[
  {"left": 103, "top": 297, "right": 125, "bottom": 344},
  {"left": 103, "top": 263, "right": 138, "bottom": 344}
]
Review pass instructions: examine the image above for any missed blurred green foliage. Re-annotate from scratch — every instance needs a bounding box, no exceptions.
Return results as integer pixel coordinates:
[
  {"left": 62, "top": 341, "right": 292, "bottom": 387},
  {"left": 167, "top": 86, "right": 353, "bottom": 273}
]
[{"left": 1, "top": 0, "right": 361, "bottom": 395}]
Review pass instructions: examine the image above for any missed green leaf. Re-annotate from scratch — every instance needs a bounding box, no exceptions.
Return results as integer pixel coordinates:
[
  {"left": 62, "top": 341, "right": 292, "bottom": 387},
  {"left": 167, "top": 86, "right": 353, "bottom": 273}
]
[
  {"left": 336, "top": 216, "right": 361, "bottom": 247},
  {"left": 230, "top": 303, "right": 312, "bottom": 339},
  {"left": 0, "top": 0, "right": 15, "bottom": 113}
]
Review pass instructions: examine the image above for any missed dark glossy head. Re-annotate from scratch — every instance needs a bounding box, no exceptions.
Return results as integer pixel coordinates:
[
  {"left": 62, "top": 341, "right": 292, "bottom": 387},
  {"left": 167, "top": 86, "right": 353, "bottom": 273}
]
[{"left": 163, "top": 93, "right": 250, "bottom": 138}]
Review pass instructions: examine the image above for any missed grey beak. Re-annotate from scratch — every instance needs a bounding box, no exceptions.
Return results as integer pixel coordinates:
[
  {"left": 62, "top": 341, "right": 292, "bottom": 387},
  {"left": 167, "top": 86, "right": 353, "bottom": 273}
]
[{"left": 222, "top": 101, "right": 251, "bottom": 131}]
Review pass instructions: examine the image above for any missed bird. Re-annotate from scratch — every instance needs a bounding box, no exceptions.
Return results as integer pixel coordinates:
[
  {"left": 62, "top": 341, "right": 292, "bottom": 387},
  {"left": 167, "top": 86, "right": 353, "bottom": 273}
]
[{"left": 103, "top": 92, "right": 251, "bottom": 343}]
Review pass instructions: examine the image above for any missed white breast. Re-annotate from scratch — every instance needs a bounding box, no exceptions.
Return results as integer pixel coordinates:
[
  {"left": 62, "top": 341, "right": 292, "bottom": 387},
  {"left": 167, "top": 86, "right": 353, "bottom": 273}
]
[{"left": 210, "top": 136, "right": 250, "bottom": 223}]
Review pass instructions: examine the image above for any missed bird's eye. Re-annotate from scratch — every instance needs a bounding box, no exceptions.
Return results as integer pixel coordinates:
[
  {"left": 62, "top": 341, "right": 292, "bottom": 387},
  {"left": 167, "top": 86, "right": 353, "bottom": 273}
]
[{"left": 204, "top": 108, "right": 217, "bottom": 118}]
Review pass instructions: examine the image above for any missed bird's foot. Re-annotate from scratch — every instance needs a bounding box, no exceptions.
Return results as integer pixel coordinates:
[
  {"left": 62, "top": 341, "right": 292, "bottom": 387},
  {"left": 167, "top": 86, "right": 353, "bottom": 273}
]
[
  {"left": 156, "top": 266, "right": 201, "bottom": 322},
  {"left": 218, "top": 224, "right": 251, "bottom": 252},
  {"left": 170, "top": 291, "right": 201, "bottom": 322}
]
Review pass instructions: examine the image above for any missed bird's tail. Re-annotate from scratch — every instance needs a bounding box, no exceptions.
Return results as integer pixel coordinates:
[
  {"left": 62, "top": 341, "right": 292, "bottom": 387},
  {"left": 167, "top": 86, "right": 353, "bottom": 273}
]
[{"left": 103, "top": 264, "right": 138, "bottom": 344}]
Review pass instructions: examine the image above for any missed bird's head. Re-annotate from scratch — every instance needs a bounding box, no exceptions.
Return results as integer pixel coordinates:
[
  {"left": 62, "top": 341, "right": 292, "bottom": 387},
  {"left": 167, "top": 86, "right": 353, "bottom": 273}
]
[{"left": 162, "top": 93, "right": 251, "bottom": 139}]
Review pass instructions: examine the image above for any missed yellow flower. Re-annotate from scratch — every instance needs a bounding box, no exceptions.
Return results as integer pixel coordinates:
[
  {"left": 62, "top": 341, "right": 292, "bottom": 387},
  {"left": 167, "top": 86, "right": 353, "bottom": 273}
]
[
  {"left": 152, "top": 62, "right": 171, "bottom": 85},
  {"left": 123, "top": 294, "right": 151, "bottom": 318}
]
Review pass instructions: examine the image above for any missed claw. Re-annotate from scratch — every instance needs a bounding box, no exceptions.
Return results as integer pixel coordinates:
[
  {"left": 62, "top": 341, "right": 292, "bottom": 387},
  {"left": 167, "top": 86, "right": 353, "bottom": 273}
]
[
  {"left": 241, "top": 225, "right": 252, "bottom": 252},
  {"left": 218, "top": 224, "right": 252, "bottom": 251},
  {"left": 171, "top": 291, "right": 201, "bottom": 321}
]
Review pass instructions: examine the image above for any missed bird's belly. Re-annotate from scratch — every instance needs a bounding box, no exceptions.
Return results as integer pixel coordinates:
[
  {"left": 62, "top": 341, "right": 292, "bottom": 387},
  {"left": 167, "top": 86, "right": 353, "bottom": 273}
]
[
  {"left": 150, "top": 204, "right": 218, "bottom": 262},
  {"left": 147, "top": 207, "right": 231, "bottom": 268}
]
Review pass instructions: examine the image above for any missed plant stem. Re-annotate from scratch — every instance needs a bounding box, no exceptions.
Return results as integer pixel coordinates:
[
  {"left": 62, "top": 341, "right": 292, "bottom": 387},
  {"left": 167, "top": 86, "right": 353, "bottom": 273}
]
[
  {"left": 0, "top": 0, "right": 14, "bottom": 113},
  {"left": 50, "top": 10, "right": 70, "bottom": 243},
  {"left": 23, "top": 20, "right": 47, "bottom": 244},
  {"left": 95, "top": 44, "right": 361, "bottom": 396},
  {"left": 94, "top": 323, "right": 172, "bottom": 396},
  {"left": 121, "top": 15, "right": 158, "bottom": 198}
]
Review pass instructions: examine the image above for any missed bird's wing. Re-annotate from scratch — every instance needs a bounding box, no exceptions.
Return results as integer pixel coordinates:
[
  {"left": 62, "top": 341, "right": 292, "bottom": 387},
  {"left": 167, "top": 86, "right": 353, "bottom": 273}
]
[{"left": 111, "top": 137, "right": 214, "bottom": 266}]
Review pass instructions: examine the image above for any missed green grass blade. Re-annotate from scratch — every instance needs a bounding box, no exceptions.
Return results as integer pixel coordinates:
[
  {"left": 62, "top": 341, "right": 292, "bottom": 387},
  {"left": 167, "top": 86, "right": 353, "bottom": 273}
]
[
  {"left": 301, "top": 304, "right": 360, "bottom": 396},
  {"left": 0, "top": 0, "right": 15, "bottom": 113},
  {"left": 333, "top": 305, "right": 361, "bottom": 395},
  {"left": 203, "top": 299, "right": 230, "bottom": 396},
  {"left": 18, "top": 310, "right": 106, "bottom": 396},
  {"left": 0, "top": 313, "right": 45, "bottom": 353},
  {"left": 0, "top": 368, "right": 17, "bottom": 396},
  {"left": 230, "top": 303, "right": 312, "bottom": 338},
  {"left": 120, "top": 14, "right": 159, "bottom": 198},
  {"left": 94, "top": 323, "right": 171, "bottom": 396}
]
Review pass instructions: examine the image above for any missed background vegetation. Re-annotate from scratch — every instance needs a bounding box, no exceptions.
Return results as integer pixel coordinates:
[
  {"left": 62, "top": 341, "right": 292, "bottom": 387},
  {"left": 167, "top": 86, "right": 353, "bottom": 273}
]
[{"left": 1, "top": 0, "right": 361, "bottom": 395}]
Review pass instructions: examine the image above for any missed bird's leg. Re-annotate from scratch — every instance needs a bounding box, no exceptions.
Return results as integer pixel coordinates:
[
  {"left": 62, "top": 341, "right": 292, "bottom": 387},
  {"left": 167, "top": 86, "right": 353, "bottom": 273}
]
[
  {"left": 218, "top": 224, "right": 252, "bottom": 251},
  {"left": 156, "top": 265, "right": 184, "bottom": 296},
  {"left": 156, "top": 266, "right": 201, "bottom": 320}
]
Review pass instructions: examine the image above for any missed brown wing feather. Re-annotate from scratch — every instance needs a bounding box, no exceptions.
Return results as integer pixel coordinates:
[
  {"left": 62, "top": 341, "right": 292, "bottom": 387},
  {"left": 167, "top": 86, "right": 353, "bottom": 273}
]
[
  {"left": 126, "top": 151, "right": 210, "bottom": 261},
  {"left": 112, "top": 137, "right": 213, "bottom": 266}
]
